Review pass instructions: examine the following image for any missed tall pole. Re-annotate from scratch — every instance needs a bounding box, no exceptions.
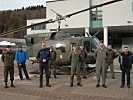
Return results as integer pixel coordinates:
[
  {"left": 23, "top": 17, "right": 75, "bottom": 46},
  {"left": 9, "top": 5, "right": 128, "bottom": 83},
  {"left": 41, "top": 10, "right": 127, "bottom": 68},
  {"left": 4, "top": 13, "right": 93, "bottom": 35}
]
[{"left": 104, "top": 26, "right": 108, "bottom": 46}]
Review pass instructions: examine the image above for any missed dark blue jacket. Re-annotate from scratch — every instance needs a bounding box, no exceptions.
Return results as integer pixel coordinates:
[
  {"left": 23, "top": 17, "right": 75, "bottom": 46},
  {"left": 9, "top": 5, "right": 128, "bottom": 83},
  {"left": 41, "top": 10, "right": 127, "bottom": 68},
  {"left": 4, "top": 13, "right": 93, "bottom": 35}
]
[
  {"left": 119, "top": 52, "right": 133, "bottom": 71},
  {"left": 15, "top": 50, "right": 27, "bottom": 64},
  {"left": 36, "top": 48, "right": 51, "bottom": 63}
]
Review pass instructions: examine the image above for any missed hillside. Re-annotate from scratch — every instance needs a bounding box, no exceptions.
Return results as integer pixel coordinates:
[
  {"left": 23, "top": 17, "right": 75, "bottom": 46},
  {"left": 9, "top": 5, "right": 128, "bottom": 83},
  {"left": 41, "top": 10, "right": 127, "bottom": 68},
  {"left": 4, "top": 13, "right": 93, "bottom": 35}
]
[{"left": 0, "top": 6, "right": 46, "bottom": 38}]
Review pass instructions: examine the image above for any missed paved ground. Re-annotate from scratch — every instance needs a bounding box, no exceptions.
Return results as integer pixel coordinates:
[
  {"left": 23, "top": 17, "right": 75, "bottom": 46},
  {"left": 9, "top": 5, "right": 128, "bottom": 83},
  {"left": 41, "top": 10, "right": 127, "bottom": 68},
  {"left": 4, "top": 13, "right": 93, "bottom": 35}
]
[{"left": 0, "top": 60, "right": 133, "bottom": 100}]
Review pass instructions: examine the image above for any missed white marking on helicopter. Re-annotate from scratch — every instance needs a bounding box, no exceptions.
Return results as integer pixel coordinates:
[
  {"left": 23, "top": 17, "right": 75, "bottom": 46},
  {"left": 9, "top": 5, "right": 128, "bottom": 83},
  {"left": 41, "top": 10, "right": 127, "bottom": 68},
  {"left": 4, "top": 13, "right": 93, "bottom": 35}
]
[{"left": 0, "top": 41, "right": 16, "bottom": 45}]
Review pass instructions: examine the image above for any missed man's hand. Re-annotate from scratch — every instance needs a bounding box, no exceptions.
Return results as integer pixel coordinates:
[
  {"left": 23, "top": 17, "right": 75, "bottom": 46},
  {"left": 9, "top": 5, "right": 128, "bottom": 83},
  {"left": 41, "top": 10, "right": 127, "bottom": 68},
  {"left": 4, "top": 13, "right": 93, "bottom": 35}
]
[
  {"left": 19, "top": 63, "right": 22, "bottom": 66},
  {"left": 42, "top": 59, "right": 46, "bottom": 62}
]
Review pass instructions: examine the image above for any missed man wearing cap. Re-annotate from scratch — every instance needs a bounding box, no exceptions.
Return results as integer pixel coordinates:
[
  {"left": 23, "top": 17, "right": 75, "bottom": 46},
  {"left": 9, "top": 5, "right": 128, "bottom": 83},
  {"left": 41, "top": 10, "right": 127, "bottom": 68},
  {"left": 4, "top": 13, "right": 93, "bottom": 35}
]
[
  {"left": 1, "top": 45, "right": 15, "bottom": 88},
  {"left": 15, "top": 46, "right": 31, "bottom": 80}
]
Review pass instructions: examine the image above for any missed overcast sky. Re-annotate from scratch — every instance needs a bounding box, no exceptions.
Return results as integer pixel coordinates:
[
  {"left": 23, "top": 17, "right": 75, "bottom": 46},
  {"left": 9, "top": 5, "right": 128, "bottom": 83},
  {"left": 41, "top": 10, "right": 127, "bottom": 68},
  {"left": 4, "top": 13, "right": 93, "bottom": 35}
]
[{"left": 0, "top": 0, "right": 51, "bottom": 11}]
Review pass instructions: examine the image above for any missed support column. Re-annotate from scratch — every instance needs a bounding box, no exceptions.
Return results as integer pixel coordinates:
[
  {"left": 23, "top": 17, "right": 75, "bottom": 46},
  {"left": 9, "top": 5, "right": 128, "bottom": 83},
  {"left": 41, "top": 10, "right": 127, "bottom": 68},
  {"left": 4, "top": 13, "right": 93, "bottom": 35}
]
[
  {"left": 103, "top": 26, "right": 108, "bottom": 47},
  {"left": 85, "top": 27, "right": 90, "bottom": 37}
]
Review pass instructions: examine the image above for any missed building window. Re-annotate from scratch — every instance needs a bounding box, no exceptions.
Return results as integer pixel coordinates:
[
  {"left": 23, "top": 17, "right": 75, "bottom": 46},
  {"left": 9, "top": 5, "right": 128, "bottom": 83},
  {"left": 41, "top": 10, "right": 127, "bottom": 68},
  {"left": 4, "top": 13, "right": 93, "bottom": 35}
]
[
  {"left": 90, "top": 6, "right": 102, "bottom": 21},
  {"left": 31, "top": 24, "right": 46, "bottom": 30}
]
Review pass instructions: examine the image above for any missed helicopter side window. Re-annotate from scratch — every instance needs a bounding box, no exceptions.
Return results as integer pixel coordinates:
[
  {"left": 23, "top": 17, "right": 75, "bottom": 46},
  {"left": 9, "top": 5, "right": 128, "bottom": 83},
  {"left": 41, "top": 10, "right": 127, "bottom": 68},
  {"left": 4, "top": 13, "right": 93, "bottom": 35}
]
[
  {"left": 84, "top": 41, "right": 92, "bottom": 52},
  {"left": 71, "top": 43, "right": 76, "bottom": 51},
  {"left": 56, "top": 43, "right": 66, "bottom": 53},
  {"left": 31, "top": 38, "right": 34, "bottom": 44},
  {"left": 50, "top": 32, "right": 57, "bottom": 40}
]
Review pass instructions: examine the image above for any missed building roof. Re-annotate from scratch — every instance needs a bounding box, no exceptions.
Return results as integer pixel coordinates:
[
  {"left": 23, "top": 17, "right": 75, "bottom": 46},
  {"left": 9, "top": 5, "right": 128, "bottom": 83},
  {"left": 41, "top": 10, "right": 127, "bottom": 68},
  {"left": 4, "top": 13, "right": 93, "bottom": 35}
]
[{"left": 46, "top": 0, "right": 67, "bottom": 3}]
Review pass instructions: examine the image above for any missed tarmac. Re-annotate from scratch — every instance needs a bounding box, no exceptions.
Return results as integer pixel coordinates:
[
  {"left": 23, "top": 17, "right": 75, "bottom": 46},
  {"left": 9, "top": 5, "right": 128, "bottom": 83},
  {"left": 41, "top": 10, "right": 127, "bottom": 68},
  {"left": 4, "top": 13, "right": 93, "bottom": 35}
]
[{"left": 0, "top": 59, "right": 133, "bottom": 100}]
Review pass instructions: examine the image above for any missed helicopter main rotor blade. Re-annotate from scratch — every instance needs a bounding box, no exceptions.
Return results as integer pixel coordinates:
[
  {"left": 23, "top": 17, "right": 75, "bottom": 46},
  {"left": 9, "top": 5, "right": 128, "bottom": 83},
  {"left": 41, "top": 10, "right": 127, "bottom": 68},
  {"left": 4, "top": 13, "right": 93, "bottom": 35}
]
[
  {"left": 0, "top": 19, "right": 55, "bottom": 36},
  {"left": 65, "top": 0, "right": 122, "bottom": 18},
  {"left": 0, "top": 0, "right": 123, "bottom": 36}
]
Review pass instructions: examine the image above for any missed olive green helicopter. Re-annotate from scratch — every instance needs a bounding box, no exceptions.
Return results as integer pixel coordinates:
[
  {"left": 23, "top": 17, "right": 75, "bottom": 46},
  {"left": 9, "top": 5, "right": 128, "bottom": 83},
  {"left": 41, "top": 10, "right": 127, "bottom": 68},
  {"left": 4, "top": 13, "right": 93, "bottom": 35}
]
[{"left": 1, "top": 0, "right": 123, "bottom": 66}]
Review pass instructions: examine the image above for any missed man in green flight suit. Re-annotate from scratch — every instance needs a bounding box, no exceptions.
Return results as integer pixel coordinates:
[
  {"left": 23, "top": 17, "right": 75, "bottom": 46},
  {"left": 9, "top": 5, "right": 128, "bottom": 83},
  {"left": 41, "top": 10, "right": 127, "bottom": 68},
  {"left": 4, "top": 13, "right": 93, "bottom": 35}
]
[
  {"left": 95, "top": 40, "right": 108, "bottom": 88},
  {"left": 69, "top": 45, "right": 82, "bottom": 87}
]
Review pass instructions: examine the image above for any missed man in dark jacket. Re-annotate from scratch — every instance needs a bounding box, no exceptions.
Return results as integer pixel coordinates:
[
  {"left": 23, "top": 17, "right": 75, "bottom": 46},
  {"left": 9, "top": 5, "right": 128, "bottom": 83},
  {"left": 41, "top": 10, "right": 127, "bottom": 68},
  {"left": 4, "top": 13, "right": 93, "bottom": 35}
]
[
  {"left": 36, "top": 42, "right": 51, "bottom": 88},
  {"left": 1, "top": 45, "right": 15, "bottom": 88},
  {"left": 119, "top": 47, "right": 133, "bottom": 88},
  {"left": 15, "top": 46, "right": 31, "bottom": 80}
]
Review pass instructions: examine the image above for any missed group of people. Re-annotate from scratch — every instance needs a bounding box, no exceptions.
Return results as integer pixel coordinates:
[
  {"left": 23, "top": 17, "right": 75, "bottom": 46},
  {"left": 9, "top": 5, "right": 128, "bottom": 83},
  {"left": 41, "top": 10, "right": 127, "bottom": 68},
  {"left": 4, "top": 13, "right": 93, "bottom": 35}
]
[
  {"left": 1, "top": 43, "right": 57, "bottom": 88},
  {"left": 68, "top": 40, "right": 133, "bottom": 88},
  {"left": 1, "top": 45, "right": 31, "bottom": 88},
  {"left": 1, "top": 40, "right": 133, "bottom": 89},
  {"left": 95, "top": 40, "right": 132, "bottom": 88}
]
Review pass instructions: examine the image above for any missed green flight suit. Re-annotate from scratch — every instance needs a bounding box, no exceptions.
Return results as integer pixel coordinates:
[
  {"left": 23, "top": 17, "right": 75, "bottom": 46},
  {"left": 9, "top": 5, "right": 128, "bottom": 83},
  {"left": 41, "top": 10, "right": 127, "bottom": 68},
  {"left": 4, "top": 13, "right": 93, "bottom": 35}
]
[
  {"left": 95, "top": 47, "right": 108, "bottom": 85},
  {"left": 69, "top": 50, "right": 81, "bottom": 84}
]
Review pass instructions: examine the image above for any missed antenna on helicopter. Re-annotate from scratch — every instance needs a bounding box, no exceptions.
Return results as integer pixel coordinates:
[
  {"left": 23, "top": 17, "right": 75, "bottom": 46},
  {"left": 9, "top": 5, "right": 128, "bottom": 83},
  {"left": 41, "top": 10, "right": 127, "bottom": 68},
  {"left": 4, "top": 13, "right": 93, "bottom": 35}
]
[
  {"left": 85, "top": 32, "right": 92, "bottom": 37},
  {"left": 93, "top": 28, "right": 103, "bottom": 36}
]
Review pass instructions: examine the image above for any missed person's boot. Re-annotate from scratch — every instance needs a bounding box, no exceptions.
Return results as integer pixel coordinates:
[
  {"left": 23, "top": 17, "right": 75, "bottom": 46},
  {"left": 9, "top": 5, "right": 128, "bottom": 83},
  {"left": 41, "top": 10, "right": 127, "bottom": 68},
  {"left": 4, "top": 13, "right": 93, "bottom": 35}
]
[
  {"left": 46, "top": 76, "right": 51, "bottom": 87},
  {"left": 39, "top": 83, "right": 43, "bottom": 88},
  {"left": 54, "top": 75, "right": 57, "bottom": 79},
  {"left": 4, "top": 82, "right": 8, "bottom": 88},
  {"left": 77, "top": 83, "right": 82, "bottom": 87},
  {"left": 102, "top": 84, "right": 107, "bottom": 88},
  {"left": 70, "top": 83, "right": 73, "bottom": 87},
  {"left": 39, "top": 79, "right": 43, "bottom": 88},
  {"left": 11, "top": 81, "right": 15, "bottom": 88}
]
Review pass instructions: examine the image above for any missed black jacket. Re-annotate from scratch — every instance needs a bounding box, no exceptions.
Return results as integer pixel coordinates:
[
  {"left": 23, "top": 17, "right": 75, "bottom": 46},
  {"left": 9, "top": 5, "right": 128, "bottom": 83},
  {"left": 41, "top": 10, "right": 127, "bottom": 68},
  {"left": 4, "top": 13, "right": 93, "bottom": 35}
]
[
  {"left": 118, "top": 52, "right": 133, "bottom": 71},
  {"left": 36, "top": 48, "right": 51, "bottom": 63}
]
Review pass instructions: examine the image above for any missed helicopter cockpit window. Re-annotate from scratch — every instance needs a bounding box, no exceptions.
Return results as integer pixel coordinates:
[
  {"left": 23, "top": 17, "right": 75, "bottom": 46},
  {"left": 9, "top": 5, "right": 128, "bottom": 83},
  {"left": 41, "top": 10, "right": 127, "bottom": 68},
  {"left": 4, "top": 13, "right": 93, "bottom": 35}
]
[
  {"left": 93, "top": 37, "right": 100, "bottom": 48},
  {"left": 56, "top": 46, "right": 66, "bottom": 53},
  {"left": 84, "top": 41, "right": 92, "bottom": 52}
]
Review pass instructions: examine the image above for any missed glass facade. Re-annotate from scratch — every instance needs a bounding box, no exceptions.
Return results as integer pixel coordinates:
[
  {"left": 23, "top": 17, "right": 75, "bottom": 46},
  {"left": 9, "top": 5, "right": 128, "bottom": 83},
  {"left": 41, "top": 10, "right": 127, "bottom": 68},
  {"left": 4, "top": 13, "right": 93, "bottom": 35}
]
[{"left": 90, "top": 6, "right": 102, "bottom": 28}]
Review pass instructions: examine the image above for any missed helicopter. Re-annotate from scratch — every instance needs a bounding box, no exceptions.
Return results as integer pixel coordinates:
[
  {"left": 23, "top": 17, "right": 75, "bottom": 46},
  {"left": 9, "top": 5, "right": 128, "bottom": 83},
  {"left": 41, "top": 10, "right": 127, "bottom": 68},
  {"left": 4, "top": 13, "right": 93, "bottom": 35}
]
[
  {"left": 0, "top": 0, "right": 123, "bottom": 66},
  {"left": 25, "top": 30, "right": 100, "bottom": 65}
]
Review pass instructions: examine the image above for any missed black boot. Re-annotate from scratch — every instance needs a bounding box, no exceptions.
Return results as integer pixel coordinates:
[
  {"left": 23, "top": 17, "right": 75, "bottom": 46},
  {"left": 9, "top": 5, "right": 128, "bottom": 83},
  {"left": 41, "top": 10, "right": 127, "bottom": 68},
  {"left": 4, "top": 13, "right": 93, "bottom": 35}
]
[
  {"left": 54, "top": 75, "right": 57, "bottom": 79},
  {"left": 39, "top": 78, "right": 43, "bottom": 88},
  {"left": 46, "top": 76, "right": 51, "bottom": 87},
  {"left": 4, "top": 82, "right": 8, "bottom": 88},
  {"left": 39, "top": 84, "right": 43, "bottom": 88},
  {"left": 70, "top": 83, "right": 73, "bottom": 87},
  {"left": 11, "top": 81, "right": 15, "bottom": 88}
]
